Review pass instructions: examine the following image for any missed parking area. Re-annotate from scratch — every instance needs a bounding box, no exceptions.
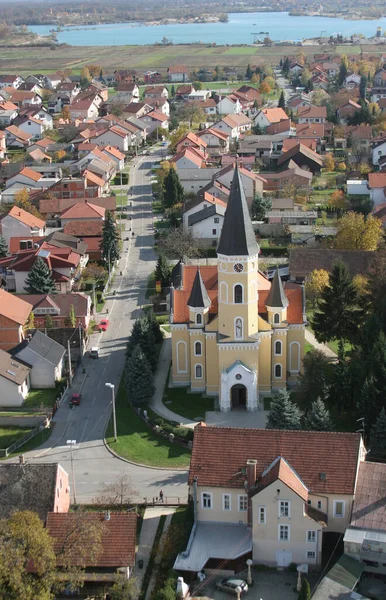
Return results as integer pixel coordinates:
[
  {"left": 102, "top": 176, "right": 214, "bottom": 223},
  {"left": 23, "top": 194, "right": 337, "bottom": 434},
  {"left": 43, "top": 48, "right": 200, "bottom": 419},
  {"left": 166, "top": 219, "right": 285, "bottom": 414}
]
[{"left": 191, "top": 570, "right": 319, "bottom": 600}]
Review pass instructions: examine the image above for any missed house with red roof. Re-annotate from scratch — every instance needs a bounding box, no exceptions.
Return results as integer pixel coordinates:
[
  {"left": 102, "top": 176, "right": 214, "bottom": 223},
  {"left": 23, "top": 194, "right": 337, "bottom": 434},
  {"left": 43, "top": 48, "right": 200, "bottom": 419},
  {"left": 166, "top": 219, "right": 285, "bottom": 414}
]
[
  {"left": 0, "top": 206, "right": 45, "bottom": 248},
  {"left": 16, "top": 292, "right": 92, "bottom": 329},
  {"left": 171, "top": 147, "right": 207, "bottom": 170},
  {"left": 0, "top": 241, "right": 83, "bottom": 293},
  {"left": 63, "top": 220, "right": 104, "bottom": 260},
  {"left": 254, "top": 107, "right": 288, "bottom": 129},
  {"left": 174, "top": 424, "right": 365, "bottom": 575},
  {"left": 5, "top": 124, "right": 32, "bottom": 148},
  {"left": 297, "top": 105, "right": 327, "bottom": 124},
  {"left": 0, "top": 101, "right": 19, "bottom": 126},
  {"left": 60, "top": 201, "right": 105, "bottom": 226},
  {"left": 0, "top": 288, "right": 32, "bottom": 351},
  {"left": 197, "top": 127, "right": 230, "bottom": 156},
  {"left": 139, "top": 110, "right": 169, "bottom": 135},
  {"left": 176, "top": 132, "right": 207, "bottom": 156},
  {"left": 167, "top": 64, "right": 189, "bottom": 83},
  {"left": 182, "top": 192, "right": 226, "bottom": 245}
]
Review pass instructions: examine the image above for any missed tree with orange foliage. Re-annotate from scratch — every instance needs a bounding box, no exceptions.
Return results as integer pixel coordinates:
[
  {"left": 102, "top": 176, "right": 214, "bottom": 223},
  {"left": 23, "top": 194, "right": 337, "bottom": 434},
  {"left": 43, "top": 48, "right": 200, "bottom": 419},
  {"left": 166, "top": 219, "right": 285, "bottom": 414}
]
[
  {"left": 259, "top": 81, "right": 271, "bottom": 95},
  {"left": 324, "top": 153, "right": 335, "bottom": 172},
  {"left": 329, "top": 190, "right": 347, "bottom": 210}
]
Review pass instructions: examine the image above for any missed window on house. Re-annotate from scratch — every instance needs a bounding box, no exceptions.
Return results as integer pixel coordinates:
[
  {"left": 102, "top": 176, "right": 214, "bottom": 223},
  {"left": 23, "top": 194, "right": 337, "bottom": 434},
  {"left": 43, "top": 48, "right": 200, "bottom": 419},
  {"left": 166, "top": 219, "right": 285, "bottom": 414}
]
[
  {"left": 60, "top": 478, "right": 62, "bottom": 489},
  {"left": 275, "top": 341, "right": 282, "bottom": 355},
  {"left": 234, "top": 285, "right": 243, "bottom": 304},
  {"left": 333, "top": 500, "right": 345, "bottom": 518},
  {"left": 279, "top": 500, "right": 290, "bottom": 518},
  {"left": 212, "top": 229, "right": 217, "bottom": 235},
  {"left": 223, "top": 494, "right": 231, "bottom": 511},
  {"left": 194, "top": 341, "right": 202, "bottom": 356},
  {"left": 307, "top": 551, "right": 316, "bottom": 559},
  {"left": 258, "top": 506, "right": 266, "bottom": 524},
  {"left": 279, "top": 525, "right": 290, "bottom": 541},
  {"left": 214, "top": 217, "right": 220, "bottom": 223},
  {"left": 195, "top": 364, "right": 203, "bottom": 379},
  {"left": 317, "top": 500, "right": 322, "bottom": 510},
  {"left": 201, "top": 492, "right": 212, "bottom": 509},
  {"left": 307, "top": 530, "right": 316, "bottom": 543},
  {"left": 196, "top": 313, "right": 202, "bottom": 325},
  {"left": 238, "top": 495, "right": 248, "bottom": 512},
  {"left": 274, "top": 313, "right": 280, "bottom": 324},
  {"left": 275, "top": 364, "right": 282, "bottom": 379}
]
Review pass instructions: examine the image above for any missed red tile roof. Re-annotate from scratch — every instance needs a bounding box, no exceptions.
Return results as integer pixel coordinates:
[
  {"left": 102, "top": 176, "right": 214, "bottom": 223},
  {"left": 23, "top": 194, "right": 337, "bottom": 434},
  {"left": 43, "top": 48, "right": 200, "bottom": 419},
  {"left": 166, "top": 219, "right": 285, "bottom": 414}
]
[
  {"left": 0, "top": 288, "right": 32, "bottom": 325},
  {"left": 172, "top": 265, "right": 303, "bottom": 325},
  {"left": 260, "top": 107, "right": 288, "bottom": 124},
  {"left": 297, "top": 105, "right": 327, "bottom": 119},
  {"left": 350, "top": 461, "right": 386, "bottom": 530},
  {"left": 368, "top": 172, "right": 386, "bottom": 188},
  {"left": 47, "top": 512, "right": 136, "bottom": 568},
  {"left": 258, "top": 457, "right": 309, "bottom": 501},
  {"left": 6, "top": 206, "right": 45, "bottom": 229},
  {"left": 63, "top": 220, "right": 103, "bottom": 236},
  {"left": 189, "top": 425, "right": 362, "bottom": 495},
  {"left": 60, "top": 201, "right": 105, "bottom": 220}
]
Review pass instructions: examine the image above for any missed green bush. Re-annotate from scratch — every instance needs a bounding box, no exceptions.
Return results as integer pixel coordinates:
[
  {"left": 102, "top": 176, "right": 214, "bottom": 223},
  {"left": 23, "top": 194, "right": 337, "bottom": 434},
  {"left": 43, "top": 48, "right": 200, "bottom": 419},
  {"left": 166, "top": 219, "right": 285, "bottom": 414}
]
[
  {"left": 153, "top": 417, "right": 165, "bottom": 427},
  {"left": 260, "top": 247, "right": 289, "bottom": 257},
  {"left": 83, "top": 282, "right": 93, "bottom": 291}
]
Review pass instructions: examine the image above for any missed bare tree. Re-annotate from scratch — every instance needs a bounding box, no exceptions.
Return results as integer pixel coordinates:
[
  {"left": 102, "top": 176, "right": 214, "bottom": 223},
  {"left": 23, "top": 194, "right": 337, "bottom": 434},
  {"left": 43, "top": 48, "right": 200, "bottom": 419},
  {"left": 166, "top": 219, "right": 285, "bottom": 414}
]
[
  {"left": 93, "top": 475, "right": 137, "bottom": 507},
  {"left": 157, "top": 228, "right": 201, "bottom": 260}
]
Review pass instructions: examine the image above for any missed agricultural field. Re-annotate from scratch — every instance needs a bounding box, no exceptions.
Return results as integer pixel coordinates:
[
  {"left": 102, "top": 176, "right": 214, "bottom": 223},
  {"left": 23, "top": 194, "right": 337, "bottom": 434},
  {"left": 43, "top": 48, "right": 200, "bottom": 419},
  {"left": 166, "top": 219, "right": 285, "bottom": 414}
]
[{"left": 0, "top": 42, "right": 382, "bottom": 76}]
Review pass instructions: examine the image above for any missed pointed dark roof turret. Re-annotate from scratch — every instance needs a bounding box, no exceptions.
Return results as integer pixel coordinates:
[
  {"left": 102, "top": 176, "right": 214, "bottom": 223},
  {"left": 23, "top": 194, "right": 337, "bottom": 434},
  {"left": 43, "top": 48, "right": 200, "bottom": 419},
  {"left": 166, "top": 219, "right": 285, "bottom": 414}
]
[
  {"left": 217, "top": 164, "right": 259, "bottom": 257},
  {"left": 187, "top": 268, "right": 211, "bottom": 309},
  {"left": 265, "top": 269, "right": 289, "bottom": 309}
]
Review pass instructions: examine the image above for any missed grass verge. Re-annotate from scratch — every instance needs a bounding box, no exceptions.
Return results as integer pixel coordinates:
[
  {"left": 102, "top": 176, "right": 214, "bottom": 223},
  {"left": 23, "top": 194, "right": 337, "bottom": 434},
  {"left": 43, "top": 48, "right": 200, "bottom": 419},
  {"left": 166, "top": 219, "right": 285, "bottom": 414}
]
[
  {"left": 105, "top": 380, "right": 191, "bottom": 468},
  {"left": 163, "top": 384, "right": 213, "bottom": 421},
  {"left": 0, "top": 426, "right": 32, "bottom": 449},
  {"left": 25, "top": 388, "right": 57, "bottom": 408},
  {"left": 0, "top": 427, "right": 53, "bottom": 460}
]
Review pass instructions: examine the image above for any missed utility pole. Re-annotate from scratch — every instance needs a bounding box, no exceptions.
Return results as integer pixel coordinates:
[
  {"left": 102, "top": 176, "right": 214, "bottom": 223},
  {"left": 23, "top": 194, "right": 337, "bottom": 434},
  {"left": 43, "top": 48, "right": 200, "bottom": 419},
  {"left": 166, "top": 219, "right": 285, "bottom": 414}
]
[
  {"left": 66, "top": 440, "right": 77, "bottom": 504},
  {"left": 78, "top": 324, "right": 83, "bottom": 365},
  {"left": 67, "top": 339, "right": 72, "bottom": 387},
  {"left": 105, "top": 383, "right": 117, "bottom": 441}
]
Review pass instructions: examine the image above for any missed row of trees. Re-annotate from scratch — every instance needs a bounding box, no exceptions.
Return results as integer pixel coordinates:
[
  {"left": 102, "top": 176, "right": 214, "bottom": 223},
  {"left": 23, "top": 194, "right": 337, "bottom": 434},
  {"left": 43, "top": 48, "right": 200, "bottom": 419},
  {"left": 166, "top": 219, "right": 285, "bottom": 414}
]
[{"left": 125, "top": 312, "right": 163, "bottom": 404}]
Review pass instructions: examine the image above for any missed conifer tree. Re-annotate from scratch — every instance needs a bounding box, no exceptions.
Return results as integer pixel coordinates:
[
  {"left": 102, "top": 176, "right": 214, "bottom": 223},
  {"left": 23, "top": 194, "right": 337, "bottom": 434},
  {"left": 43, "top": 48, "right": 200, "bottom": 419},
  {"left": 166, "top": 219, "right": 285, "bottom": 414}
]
[
  {"left": 267, "top": 390, "right": 301, "bottom": 430},
  {"left": 0, "top": 235, "right": 8, "bottom": 258},
  {"left": 357, "top": 377, "right": 378, "bottom": 432},
  {"left": 45, "top": 314, "right": 54, "bottom": 328},
  {"left": 100, "top": 210, "right": 120, "bottom": 268},
  {"left": 24, "top": 257, "right": 56, "bottom": 294},
  {"left": 125, "top": 345, "right": 154, "bottom": 404},
  {"left": 312, "top": 262, "right": 359, "bottom": 346},
  {"left": 163, "top": 168, "right": 184, "bottom": 208},
  {"left": 278, "top": 90, "right": 286, "bottom": 110},
  {"left": 246, "top": 63, "right": 252, "bottom": 79},
  {"left": 64, "top": 304, "right": 76, "bottom": 327},
  {"left": 126, "top": 315, "right": 158, "bottom": 370},
  {"left": 370, "top": 407, "right": 386, "bottom": 460},
  {"left": 155, "top": 254, "right": 170, "bottom": 290},
  {"left": 298, "top": 579, "right": 311, "bottom": 600},
  {"left": 303, "top": 398, "right": 333, "bottom": 431},
  {"left": 145, "top": 310, "right": 164, "bottom": 345}
]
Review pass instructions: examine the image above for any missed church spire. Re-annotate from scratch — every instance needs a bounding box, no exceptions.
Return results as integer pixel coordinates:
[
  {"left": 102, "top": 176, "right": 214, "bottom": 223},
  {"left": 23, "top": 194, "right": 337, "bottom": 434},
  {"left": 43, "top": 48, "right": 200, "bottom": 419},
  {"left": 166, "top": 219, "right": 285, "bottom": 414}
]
[
  {"left": 187, "top": 268, "right": 211, "bottom": 308},
  {"left": 217, "top": 163, "right": 259, "bottom": 257},
  {"left": 265, "top": 269, "right": 289, "bottom": 308}
]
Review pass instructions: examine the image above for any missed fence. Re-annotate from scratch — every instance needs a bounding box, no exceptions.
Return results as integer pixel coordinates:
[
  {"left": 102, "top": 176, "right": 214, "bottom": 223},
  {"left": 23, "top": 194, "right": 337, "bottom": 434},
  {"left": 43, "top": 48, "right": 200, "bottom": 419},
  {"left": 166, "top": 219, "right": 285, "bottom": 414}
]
[
  {"left": 0, "top": 423, "right": 48, "bottom": 458},
  {"left": 142, "top": 496, "right": 189, "bottom": 507}
]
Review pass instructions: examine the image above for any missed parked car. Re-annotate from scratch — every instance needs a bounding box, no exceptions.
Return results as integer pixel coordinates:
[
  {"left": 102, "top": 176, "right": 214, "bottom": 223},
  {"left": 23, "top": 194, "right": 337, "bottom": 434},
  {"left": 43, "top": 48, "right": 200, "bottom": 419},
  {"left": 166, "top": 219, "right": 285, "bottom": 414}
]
[
  {"left": 215, "top": 578, "right": 248, "bottom": 595},
  {"left": 70, "top": 393, "right": 82, "bottom": 406},
  {"left": 90, "top": 347, "right": 100, "bottom": 359},
  {"left": 98, "top": 319, "right": 109, "bottom": 332}
]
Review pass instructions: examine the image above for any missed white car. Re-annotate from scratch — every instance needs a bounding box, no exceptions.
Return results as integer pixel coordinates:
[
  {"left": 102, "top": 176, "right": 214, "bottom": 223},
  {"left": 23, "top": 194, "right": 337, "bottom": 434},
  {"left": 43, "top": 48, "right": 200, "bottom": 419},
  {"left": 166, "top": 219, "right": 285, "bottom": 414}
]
[{"left": 90, "top": 347, "right": 100, "bottom": 359}]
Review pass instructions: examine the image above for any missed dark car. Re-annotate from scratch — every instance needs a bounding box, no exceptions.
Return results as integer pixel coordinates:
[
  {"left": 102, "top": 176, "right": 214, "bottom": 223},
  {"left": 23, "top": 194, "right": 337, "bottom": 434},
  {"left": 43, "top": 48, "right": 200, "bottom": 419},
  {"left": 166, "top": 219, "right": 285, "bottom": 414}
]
[
  {"left": 70, "top": 393, "right": 82, "bottom": 406},
  {"left": 215, "top": 578, "right": 248, "bottom": 595}
]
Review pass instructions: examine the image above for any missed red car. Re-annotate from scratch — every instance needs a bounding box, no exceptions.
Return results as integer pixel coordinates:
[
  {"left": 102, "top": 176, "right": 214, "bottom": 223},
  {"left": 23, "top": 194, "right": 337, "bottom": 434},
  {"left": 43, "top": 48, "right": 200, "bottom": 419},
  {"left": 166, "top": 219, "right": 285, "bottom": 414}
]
[
  {"left": 98, "top": 319, "right": 109, "bottom": 332},
  {"left": 70, "top": 393, "right": 82, "bottom": 406}
]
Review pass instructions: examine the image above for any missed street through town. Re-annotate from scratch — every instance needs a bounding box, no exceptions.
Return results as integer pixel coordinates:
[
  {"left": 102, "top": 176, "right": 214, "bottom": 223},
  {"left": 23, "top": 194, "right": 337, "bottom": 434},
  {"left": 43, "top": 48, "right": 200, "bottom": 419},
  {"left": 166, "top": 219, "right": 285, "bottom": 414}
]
[{"left": 7, "top": 149, "right": 189, "bottom": 503}]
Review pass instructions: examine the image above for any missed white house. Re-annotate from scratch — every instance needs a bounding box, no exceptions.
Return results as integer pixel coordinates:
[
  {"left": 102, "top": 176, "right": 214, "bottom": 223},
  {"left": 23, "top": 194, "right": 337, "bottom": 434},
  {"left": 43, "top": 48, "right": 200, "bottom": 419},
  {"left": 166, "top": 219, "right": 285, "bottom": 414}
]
[
  {"left": 216, "top": 96, "right": 241, "bottom": 115},
  {"left": 183, "top": 194, "right": 226, "bottom": 245},
  {"left": 12, "top": 330, "right": 65, "bottom": 389},
  {"left": 197, "top": 128, "right": 230, "bottom": 155},
  {"left": 0, "top": 349, "right": 31, "bottom": 407},
  {"left": 345, "top": 73, "right": 361, "bottom": 88},
  {"left": 372, "top": 141, "right": 386, "bottom": 166},
  {"left": 187, "top": 90, "right": 211, "bottom": 102},
  {"left": 0, "top": 205, "right": 45, "bottom": 248},
  {"left": 17, "top": 117, "right": 46, "bottom": 140},
  {"left": 93, "top": 126, "right": 130, "bottom": 152},
  {"left": 213, "top": 114, "right": 252, "bottom": 140},
  {"left": 368, "top": 172, "right": 386, "bottom": 205},
  {"left": 0, "top": 102, "right": 18, "bottom": 126},
  {"left": 254, "top": 107, "right": 288, "bottom": 129}
]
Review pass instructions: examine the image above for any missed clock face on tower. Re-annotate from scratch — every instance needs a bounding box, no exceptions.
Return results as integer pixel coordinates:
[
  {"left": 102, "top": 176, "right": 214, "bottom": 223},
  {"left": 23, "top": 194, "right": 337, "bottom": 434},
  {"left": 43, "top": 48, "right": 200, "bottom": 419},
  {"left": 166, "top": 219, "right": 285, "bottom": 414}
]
[{"left": 234, "top": 263, "right": 244, "bottom": 273}]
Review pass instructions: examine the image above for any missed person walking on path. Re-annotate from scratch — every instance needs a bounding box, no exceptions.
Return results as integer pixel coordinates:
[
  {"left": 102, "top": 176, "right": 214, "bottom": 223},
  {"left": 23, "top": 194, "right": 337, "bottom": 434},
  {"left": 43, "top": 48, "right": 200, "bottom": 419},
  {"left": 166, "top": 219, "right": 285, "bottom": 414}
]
[{"left": 159, "top": 490, "right": 164, "bottom": 502}]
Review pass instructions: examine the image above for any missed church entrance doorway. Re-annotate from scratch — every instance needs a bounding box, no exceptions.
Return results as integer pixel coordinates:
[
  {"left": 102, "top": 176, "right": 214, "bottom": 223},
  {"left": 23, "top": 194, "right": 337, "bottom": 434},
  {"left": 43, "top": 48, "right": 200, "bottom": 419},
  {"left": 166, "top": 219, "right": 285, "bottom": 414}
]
[{"left": 231, "top": 384, "right": 247, "bottom": 410}]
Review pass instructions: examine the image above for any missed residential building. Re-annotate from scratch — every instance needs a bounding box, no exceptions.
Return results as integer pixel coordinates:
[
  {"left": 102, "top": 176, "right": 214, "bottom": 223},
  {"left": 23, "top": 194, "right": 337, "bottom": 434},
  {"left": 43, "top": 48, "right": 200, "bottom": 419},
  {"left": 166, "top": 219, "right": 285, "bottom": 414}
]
[
  {"left": 5, "top": 124, "right": 32, "bottom": 149},
  {"left": 0, "top": 75, "right": 23, "bottom": 89},
  {"left": 170, "top": 167, "right": 305, "bottom": 405},
  {"left": 368, "top": 172, "right": 386, "bottom": 205},
  {"left": 4, "top": 90, "right": 42, "bottom": 108},
  {"left": 176, "top": 132, "right": 207, "bottom": 156},
  {"left": 297, "top": 105, "right": 327, "bottom": 124},
  {"left": 174, "top": 426, "right": 364, "bottom": 574},
  {"left": 0, "top": 348, "right": 31, "bottom": 406},
  {"left": 337, "top": 100, "right": 361, "bottom": 123},
  {"left": 60, "top": 201, "right": 105, "bottom": 226},
  {"left": 63, "top": 220, "right": 104, "bottom": 260},
  {"left": 167, "top": 65, "right": 189, "bottom": 83},
  {"left": 17, "top": 292, "right": 92, "bottom": 330},
  {"left": 16, "top": 115, "right": 46, "bottom": 139},
  {"left": 139, "top": 110, "right": 168, "bottom": 135},
  {"left": 277, "top": 143, "right": 323, "bottom": 174},
  {"left": 183, "top": 193, "right": 227, "bottom": 246},
  {"left": 216, "top": 96, "right": 241, "bottom": 115},
  {"left": 11, "top": 330, "right": 65, "bottom": 389},
  {"left": 213, "top": 114, "right": 252, "bottom": 140},
  {"left": 0, "top": 463, "right": 70, "bottom": 520},
  {"left": 254, "top": 108, "right": 288, "bottom": 129},
  {"left": 0, "top": 206, "right": 45, "bottom": 248},
  {"left": 0, "top": 289, "right": 33, "bottom": 351},
  {"left": 197, "top": 128, "right": 230, "bottom": 156},
  {"left": 144, "top": 71, "right": 163, "bottom": 84},
  {"left": 171, "top": 148, "right": 206, "bottom": 170},
  {"left": 47, "top": 512, "right": 137, "bottom": 585},
  {"left": 261, "top": 163, "right": 313, "bottom": 192},
  {"left": 0, "top": 101, "right": 18, "bottom": 125},
  {"left": 344, "top": 461, "right": 386, "bottom": 575},
  {"left": 144, "top": 86, "right": 168, "bottom": 99},
  {"left": 372, "top": 140, "right": 386, "bottom": 166}
]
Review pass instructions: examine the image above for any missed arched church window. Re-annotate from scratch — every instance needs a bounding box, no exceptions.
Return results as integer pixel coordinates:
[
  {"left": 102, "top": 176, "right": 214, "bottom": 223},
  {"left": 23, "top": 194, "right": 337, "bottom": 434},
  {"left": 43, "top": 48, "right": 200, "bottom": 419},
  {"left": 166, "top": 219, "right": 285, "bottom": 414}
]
[
  {"left": 196, "top": 313, "right": 202, "bottom": 325},
  {"left": 195, "top": 364, "right": 203, "bottom": 378},
  {"left": 275, "top": 341, "right": 282, "bottom": 355},
  {"left": 274, "top": 313, "right": 280, "bottom": 324},
  {"left": 274, "top": 364, "right": 282, "bottom": 378},
  {"left": 235, "top": 318, "right": 243, "bottom": 339},
  {"left": 234, "top": 284, "right": 243, "bottom": 304},
  {"left": 195, "top": 341, "right": 202, "bottom": 356}
]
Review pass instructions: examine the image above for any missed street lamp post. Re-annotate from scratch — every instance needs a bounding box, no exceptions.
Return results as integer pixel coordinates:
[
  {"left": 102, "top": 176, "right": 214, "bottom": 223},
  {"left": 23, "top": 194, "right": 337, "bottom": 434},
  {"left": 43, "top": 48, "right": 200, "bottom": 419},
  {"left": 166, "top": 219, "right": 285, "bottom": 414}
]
[
  {"left": 66, "top": 439, "right": 77, "bottom": 504},
  {"left": 105, "top": 383, "right": 117, "bottom": 442},
  {"left": 246, "top": 558, "right": 253, "bottom": 585}
]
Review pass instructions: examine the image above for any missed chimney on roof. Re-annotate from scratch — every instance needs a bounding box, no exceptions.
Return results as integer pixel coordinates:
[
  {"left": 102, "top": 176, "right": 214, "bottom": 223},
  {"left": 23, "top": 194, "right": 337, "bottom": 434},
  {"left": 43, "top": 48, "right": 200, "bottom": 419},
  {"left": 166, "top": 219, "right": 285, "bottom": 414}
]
[
  {"left": 246, "top": 459, "right": 257, "bottom": 490},
  {"left": 105, "top": 510, "right": 111, "bottom": 521}
]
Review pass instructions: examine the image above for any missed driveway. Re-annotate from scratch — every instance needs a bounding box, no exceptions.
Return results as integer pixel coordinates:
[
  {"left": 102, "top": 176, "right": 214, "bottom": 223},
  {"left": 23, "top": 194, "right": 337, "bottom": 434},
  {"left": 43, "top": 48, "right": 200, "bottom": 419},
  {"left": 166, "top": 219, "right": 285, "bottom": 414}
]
[{"left": 194, "top": 571, "right": 319, "bottom": 600}]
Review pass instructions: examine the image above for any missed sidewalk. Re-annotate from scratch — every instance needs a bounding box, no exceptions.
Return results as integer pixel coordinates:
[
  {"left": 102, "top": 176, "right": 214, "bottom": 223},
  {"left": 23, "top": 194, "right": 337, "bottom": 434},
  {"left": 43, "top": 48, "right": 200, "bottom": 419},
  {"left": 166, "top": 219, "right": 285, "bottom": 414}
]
[
  {"left": 135, "top": 506, "right": 175, "bottom": 590},
  {"left": 305, "top": 329, "right": 338, "bottom": 360},
  {"left": 145, "top": 510, "right": 175, "bottom": 600},
  {"left": 149, "top": 338, "right": 197, "bottom": 428}
]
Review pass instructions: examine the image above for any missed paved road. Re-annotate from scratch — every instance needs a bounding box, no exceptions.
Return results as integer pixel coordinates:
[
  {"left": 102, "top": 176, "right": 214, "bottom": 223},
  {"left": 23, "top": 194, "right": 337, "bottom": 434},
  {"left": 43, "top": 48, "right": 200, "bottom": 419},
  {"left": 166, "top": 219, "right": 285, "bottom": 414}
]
[{"left": 8, "top": 148, "right": 189, "bottom": 503}]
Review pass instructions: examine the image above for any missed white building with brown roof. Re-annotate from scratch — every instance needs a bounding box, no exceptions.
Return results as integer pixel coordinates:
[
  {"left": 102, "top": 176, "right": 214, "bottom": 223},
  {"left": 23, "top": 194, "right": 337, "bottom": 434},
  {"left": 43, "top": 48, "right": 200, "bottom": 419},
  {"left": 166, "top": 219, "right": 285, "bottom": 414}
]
[
  {"left": 0, "top": 205, "right": 45, "bottom": 248},
  {"left": 0, "top": 348, "right": 31, "bottom": 406},
  {"left": 174, "top": 425, "right": 365, "bottom": 575},
  {"left": 0, "top": 289, "right": 32, "bottom": 352}
]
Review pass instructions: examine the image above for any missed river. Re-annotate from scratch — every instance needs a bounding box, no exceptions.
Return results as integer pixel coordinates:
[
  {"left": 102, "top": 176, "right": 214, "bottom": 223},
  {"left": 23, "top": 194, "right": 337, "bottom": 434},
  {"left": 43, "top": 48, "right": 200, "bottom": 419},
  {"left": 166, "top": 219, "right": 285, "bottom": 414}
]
[{"left": 29, "top": 12, "right": 386, "bottom": 46}]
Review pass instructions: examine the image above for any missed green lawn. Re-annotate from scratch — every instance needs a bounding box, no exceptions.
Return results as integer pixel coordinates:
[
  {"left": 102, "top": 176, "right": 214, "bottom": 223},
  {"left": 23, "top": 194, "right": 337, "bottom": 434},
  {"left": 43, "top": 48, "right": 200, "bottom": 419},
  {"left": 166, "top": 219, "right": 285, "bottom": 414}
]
[
  {"left": 25, "top": 388, "right": 57, "bottom": 408},
  {"left": 327, "top": 339, "right": 353, "bottom": 355},
  {"left": 105, "top": 380, "right": 190, "bottom": 468},
  {"left": 114, "top": 191, "right": 127, "bottom": 207},
  {"left": 0, "top": 427, "right": 32, "bottom": 450},
  {"left": 163, "top": 384, "right": 213, "bottom": 421},
  {"left": 305, "top": 342, "right": 314, "bottom": 354},
  {"left": 154, "top": 220, "right": 169, "bottom": 229}
]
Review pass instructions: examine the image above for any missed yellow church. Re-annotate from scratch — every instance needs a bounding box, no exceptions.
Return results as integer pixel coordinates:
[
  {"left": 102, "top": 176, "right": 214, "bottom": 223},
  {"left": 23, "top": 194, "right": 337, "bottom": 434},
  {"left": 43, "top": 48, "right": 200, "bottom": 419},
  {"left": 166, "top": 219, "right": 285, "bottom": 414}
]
[{"left": 170, "top": 166, "right": 306, "bottom": 411}]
